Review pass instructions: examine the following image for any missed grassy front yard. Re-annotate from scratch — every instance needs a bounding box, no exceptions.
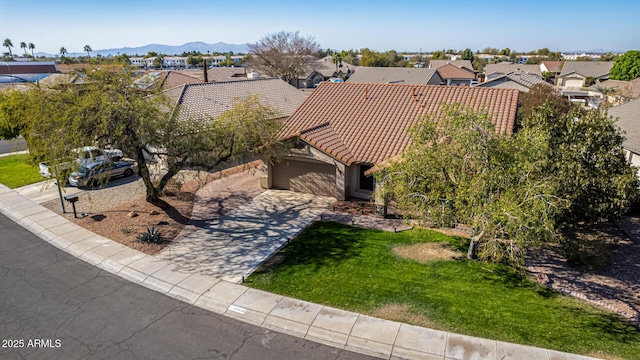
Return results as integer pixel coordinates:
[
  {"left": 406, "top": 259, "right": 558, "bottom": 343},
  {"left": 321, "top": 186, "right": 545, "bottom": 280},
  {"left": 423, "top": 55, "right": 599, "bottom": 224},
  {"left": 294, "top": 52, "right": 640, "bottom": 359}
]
[
  {"left": 0, "top": 154, "right": 43, "bottom": 188},
  {"left": 246, "top": 221, "right": 640, "bottom": 359}
]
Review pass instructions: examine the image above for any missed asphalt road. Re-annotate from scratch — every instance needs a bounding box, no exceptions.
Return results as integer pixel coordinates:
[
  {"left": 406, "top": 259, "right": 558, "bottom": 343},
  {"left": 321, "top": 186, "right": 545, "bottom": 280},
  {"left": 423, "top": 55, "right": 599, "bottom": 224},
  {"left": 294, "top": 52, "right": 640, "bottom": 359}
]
[
  {"left": 0, "top": 213, "right": 378, "bottom": 360},
  {"left": 0, "top": 138, "right": 26, "bottom": 155}
]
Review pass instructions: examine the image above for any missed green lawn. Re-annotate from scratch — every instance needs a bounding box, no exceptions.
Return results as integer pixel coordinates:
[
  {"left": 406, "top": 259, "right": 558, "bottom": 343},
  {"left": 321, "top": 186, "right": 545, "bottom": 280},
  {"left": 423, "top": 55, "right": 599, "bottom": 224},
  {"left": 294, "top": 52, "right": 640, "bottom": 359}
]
[
  {"left": 246, "top": 222, "right": 640, "bottom": 360},
  {"left": 0, "top": 154, "right": 43, "bottom": 188}
]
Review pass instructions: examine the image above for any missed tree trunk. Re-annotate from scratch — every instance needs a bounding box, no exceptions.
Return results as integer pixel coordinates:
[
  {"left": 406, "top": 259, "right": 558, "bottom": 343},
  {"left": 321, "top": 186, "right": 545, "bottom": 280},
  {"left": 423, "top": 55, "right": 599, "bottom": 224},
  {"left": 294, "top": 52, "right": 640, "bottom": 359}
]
[
  {"left": 467, "top": 228, "right": 485, "bottom": 260},
  {"left": 467, "top": 236, "right": 479, "bottom": 259}
]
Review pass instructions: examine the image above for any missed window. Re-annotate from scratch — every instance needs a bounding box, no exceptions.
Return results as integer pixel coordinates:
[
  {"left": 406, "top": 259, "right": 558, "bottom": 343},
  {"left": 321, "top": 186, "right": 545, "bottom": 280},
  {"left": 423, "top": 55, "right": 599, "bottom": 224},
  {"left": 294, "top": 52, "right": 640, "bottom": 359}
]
[{"left": 359, "top": 165, "right": 375, "bottom": 191}]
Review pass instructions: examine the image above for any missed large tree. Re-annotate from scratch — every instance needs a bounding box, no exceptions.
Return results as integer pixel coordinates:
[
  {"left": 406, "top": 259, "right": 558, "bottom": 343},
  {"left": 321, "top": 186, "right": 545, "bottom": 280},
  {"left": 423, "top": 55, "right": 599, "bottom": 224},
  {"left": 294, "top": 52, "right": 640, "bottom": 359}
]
[
  {"left": 84, "top": 45, "right": 92, "bottom": 58},
  {"left": 247, "top": 31, "right": 320, "bottom": 82},
  {"left": 377, "top": 105, "right": 562, "bottom": 264},
  {"left": 20, "top": 42, "right": 27, "bottom": 55},
  {"left": 5, "top": 67, "right": 284, "bottom": 204},
  {"left": 609, "top": 50, "right": 640, "bottom": 81},
  {"left": 28, "top": 43, "right": 35, "bottom": 57}
]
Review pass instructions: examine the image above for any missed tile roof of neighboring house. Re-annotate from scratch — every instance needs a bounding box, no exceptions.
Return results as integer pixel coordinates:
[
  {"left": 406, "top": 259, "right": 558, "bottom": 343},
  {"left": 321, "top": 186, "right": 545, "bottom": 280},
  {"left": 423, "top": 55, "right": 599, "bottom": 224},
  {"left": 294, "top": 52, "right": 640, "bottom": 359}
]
[
  {"left": 171, "top": 78, "right": 309, "bottom": 122},
  {"left": 484, "top": 63, "right": 542, "bottom": 77},
  {"left": 55, "top": 63, "right": 94, "bottom": 74},
  {"left": 345, "top": 67, "right": 441, "bottom": 84},
  {"left": 608, "top": 99, "right": 640, "bottom": 154},
  {"left": 477, "top": 71, "right": 549, "bottom": 89},
  {"left": 135, "top": 70, "right": 202, "bottom": 90},
  {"left": 309, "top": 59, "right": 357, "bottom": 78},
  {"left": 206, "top": 67, "right": 249, "bottom": 82},
  {"left": 280, "top": 82, "right": 519, "bottom": 165},
  {"left": 436, "top": 64, "right": 475, "bottom": 80},
  {"left": 541, "top": 61, "right": 563, "bottom": 73},
  {"left": 428, "top": 60, "right": 474, "bottom": 72},
  {"left": 585, "top": 79, "right": 629, "bottom": 91},
  {"left": 559, "top": 61, "right": 614, "bottom": 78}
]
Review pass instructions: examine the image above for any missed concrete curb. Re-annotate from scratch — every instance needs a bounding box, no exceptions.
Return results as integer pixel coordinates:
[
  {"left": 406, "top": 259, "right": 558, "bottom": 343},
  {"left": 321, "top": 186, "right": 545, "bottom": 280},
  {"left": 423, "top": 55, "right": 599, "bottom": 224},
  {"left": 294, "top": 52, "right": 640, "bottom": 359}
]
[{"left": 0, "top": 184, "right": 601, "bottom": 360}]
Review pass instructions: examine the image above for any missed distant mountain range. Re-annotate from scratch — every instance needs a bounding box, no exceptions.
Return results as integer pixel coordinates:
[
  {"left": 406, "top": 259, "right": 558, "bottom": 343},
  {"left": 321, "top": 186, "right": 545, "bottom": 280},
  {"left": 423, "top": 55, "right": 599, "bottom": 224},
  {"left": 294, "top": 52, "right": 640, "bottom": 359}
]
[{"left": 34, "top": 41, "right": 250, "bottom": 58}]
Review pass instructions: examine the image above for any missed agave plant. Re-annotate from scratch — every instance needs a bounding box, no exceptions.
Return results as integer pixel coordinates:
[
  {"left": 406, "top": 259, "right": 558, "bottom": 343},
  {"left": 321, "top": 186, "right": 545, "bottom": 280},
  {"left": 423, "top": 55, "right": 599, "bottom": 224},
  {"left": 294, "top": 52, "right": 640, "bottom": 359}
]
[{"left": 136, "top": 227, "right": 161, "bottom": 244}]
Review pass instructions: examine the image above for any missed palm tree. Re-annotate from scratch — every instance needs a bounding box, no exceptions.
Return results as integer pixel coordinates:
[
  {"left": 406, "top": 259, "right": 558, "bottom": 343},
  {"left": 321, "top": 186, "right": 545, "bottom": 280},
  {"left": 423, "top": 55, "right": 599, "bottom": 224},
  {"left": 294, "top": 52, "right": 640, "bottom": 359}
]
[
  {"left": 3, "top": 38, "right": 13, "bottom": 57},
  {"left": 20, "top": 42, "right": 27, "bottom": 55},
  {"left": 84, "top": 45, "right": 92, "bottom": 58},
  {"left": 28, "top": 43, "right": 35, "bottom": 57},
  {"left": 59, "top": 47, "right": 67, "bottom": 58},
  {"left": 332, "top": 51, "right": 343, "bottom": 73}
]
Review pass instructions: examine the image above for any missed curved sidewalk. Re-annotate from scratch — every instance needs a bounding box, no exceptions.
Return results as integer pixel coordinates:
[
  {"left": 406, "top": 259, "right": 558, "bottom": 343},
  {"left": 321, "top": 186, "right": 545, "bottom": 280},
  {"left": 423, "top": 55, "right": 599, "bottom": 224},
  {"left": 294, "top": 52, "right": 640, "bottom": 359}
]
[{"left": 0, "top": 184, "right": 599, "bottom": 360}]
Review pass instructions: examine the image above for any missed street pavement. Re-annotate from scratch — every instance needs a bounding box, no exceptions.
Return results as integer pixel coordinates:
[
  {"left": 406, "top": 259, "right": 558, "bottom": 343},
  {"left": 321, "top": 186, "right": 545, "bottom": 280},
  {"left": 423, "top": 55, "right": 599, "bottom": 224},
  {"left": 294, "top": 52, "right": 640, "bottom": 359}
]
[
  {"left": 0, "top": 182, "right": 602, "bottom": 360},
  {"left": 0, "top": 212, "right": 377, "bottom": 360},
  {"left": 0, "top": 138, "right": 26, "bottom": 155}
]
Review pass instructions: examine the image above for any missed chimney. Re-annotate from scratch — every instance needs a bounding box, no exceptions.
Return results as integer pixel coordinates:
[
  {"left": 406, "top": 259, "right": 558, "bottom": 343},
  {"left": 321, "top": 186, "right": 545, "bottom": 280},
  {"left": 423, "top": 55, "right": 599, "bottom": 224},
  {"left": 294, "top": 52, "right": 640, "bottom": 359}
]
[{"left": 203, "top": 59, "right": 208, "bottom": 83}]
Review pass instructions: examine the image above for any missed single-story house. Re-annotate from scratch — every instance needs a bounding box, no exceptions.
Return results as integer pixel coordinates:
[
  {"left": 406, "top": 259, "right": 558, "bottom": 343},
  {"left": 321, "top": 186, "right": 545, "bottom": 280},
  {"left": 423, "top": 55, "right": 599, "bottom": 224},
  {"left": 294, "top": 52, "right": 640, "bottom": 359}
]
[
  {"left": 267, "top": 83, "right": 519, "bottom": 200},
  {"left": 475, "top": 71, "right": 548, "bottom": 92},
  {"left": 428, "top": 60, "right": 475, "bottom": 73},
  {"left": 168, "top": 78, "right": 310, "bottom": 122},
  {"left": 557, "top": 61, "right": 614, "bottom": 89},
  {"left": 436, "top": 64, "right": 476, "bottom": 86},
  {"left": 484, "top": 63, "right": 542, "bottom": 81},
  {"left": 345, "top": 67, "right": 441, "bottom": 85},
  {"left": 608, "top": 99, "right": 640, "bottom": 176},
  {"left": 292, "top": 60, "right": 357, "bottom": 89}
]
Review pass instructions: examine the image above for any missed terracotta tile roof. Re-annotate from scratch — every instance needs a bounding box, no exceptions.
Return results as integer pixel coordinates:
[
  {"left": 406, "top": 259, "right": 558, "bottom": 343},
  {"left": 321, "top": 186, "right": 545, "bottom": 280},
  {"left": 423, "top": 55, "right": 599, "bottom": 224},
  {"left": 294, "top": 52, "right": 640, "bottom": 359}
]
[
  {"left": 280, "top": 82, "right": 519, "bottom": 165},
  {"left": 608, "top": 99, "right": 640, "bottom": 154},
  {"left": 436, "top": 64, "right": 476, "bottom": 80},
  {"left": 345, "top": 67, "right": 441, "bottom": 85},
  {"left": 173, "top": 78, "right": 309, "bottom": 121}
]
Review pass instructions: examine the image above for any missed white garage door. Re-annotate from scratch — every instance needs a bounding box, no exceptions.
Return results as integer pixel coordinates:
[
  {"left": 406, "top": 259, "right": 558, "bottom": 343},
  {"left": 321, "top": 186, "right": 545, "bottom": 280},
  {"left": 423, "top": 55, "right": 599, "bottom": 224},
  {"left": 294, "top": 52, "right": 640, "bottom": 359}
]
[{"left": 272, "top": 160, "right": 336, "bottom": 198}]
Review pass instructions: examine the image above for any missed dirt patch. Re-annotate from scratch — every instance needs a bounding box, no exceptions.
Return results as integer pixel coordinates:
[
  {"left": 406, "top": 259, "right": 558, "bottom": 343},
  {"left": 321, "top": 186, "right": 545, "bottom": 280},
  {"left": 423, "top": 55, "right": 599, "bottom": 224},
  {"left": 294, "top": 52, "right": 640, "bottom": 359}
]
[
  {"left": 71, "top": 180, "right": 198, "bottom": 255},
  {"left": 393, "top": 242, "right": 463, "bottom": 263},
  {"left": 369, "top": 303, "right": 436, "bottom": 329},
  {"left": 50, "top": 162, "right": 264, "bottom": 256}
]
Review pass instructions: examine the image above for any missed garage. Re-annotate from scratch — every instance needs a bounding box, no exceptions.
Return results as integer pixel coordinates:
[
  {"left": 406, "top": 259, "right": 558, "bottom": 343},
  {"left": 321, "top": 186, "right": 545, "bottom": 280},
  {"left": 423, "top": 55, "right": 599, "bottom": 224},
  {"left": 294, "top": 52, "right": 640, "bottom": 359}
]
[{"left": 272, "top": 159, "right": 336, "bottom": 198}]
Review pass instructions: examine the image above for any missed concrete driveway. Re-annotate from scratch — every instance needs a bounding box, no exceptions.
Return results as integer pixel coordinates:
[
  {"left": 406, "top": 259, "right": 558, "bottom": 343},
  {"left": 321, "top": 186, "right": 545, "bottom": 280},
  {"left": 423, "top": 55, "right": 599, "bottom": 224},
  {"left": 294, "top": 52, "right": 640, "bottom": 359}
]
[{"left": 157, "top": 190, "right": 335, "bottom": 283}]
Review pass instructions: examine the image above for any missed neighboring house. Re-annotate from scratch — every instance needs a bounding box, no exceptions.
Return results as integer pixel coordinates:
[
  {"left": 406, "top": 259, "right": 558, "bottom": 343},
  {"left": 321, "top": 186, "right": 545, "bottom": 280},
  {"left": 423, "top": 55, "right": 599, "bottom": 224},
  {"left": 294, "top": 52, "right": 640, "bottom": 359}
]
[
  {"left": 427, "top": 60, "right": 474, "bottom": 73},
  {"left": 345, "top": 67, "right": 441, "bottom": 85},
  {"left": 475, "top": 71, "right": 548, "bottom": 92},
  {"left": 169, "top": 78, "right": 310, "bottom": 122},
  {"left": 608, "top": 99, "right": 640, "bottom": 176},
  {"left": 484, "top": 63, "right": 541, "bottom": 80},
  {"left": 130, "top": 57, "right": 155, "bottom": 68},
  {"left": 0, "top": 62, "right": 59, "bottom": 83},
  {"left": 269, "top": 83, "right": 519, "bottom": 200},
  {"left": 557, "top": 61, "right": 614, "bottom": 89},
  {"left": 205, "top": 67, "right": 253, "bottom": 82},
  {"left": 292, "top": 60, "right": 357, "bottom": 89},
  {"left": 208, "top": 55, "right": 244, "bottom": 67},
  {"left": 436, "top": 64, "right": 476, "bottom": 86},
  {"left": 163, "top": 56, "right": 187, "bottom": 69}
]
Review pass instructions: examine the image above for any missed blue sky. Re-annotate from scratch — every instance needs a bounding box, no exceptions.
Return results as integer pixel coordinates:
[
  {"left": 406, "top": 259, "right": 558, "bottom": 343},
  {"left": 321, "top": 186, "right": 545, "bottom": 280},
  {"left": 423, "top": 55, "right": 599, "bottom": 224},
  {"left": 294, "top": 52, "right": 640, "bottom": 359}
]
[{"left": 1, "top": 0, "right": 638, "bottom": 54}]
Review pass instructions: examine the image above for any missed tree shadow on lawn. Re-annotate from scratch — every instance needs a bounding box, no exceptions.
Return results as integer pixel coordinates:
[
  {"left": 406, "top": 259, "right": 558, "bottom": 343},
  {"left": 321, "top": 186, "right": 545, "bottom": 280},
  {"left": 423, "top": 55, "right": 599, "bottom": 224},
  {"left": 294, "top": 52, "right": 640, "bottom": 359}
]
[{"left": 274, "top": 221, "right": 365, "bottom": 272}]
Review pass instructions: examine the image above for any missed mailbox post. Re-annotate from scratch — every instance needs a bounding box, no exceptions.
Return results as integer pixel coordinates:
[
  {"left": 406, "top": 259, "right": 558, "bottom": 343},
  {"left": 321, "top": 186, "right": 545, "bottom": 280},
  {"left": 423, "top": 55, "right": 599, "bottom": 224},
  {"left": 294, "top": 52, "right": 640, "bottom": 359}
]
[{"left": 63, "top": 194, "right": 79, "bottom": 218}]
